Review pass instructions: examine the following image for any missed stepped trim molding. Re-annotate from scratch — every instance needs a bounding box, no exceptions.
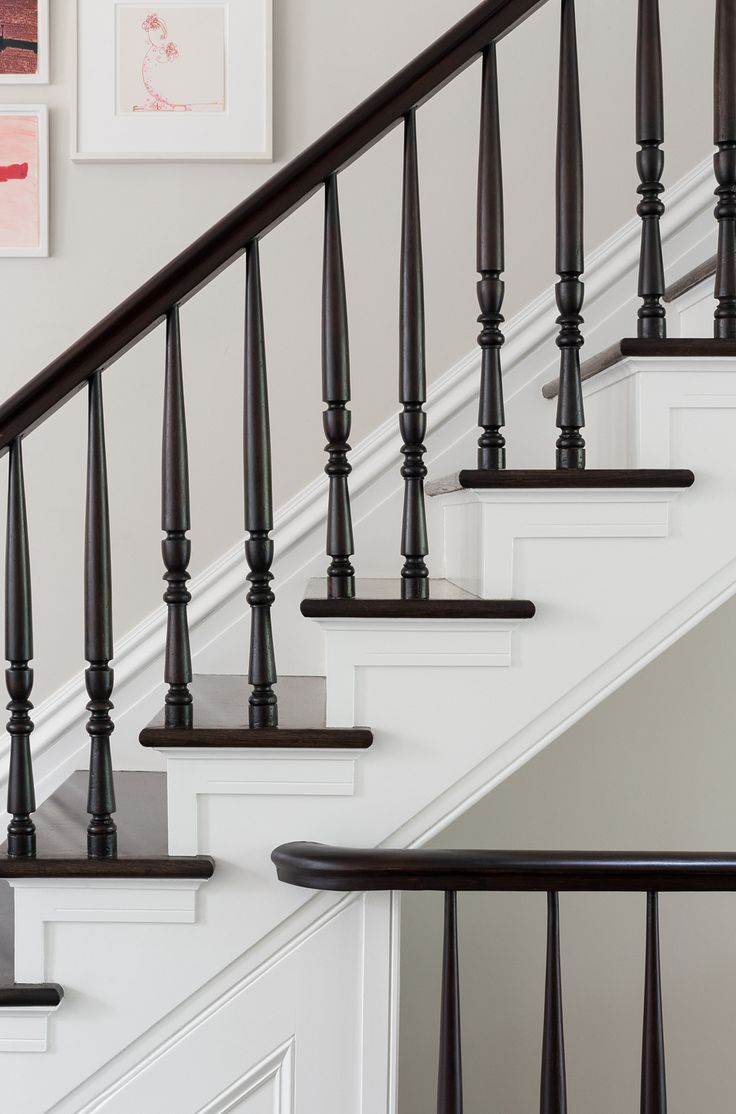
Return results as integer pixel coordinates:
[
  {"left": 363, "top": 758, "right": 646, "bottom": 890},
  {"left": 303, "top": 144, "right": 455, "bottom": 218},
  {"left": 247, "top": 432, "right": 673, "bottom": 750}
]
[
  {"left": 8, "top": 878, "right": 207, "bottom": 984},
  {"left": 0, "top": 1003, "right": 61, "bottom": 1054},
  {"left": 0, "top": 152, "right": 716, "bottom": 810}
]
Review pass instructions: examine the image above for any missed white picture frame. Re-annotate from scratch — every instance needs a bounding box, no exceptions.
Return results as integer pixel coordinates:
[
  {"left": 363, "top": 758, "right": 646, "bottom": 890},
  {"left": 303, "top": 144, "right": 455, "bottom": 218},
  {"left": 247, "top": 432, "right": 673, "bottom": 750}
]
[
  {"left": 0, "top": 0, "right": 49, "bottom": 85},
  {"left": 0, "top": 104, "right": 48, "bottom": 258},
  {"left": 73, "top": 0, "right": 273, "bottom": 162}
]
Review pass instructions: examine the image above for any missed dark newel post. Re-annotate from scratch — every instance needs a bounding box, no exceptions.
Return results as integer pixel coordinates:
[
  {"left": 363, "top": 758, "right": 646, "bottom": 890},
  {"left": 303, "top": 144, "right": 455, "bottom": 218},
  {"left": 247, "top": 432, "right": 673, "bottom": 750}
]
[
  {"left": 85, "top": 372, "right": 117, "bottom": 858},
  {"left": 641, "top": 893, "right": 667, "bottom": 1114},
  {"left": 540, "top": 892, "right": 567, "bottom": 1114},
  {"left": 322, "top": 174, "right": 356, "bottom": 599},
  {"left": 437, "top": 891, "right": 463, "bottom": 1114},
  {"left": 555, "top": 0, "right": 586, "bottom": 470},
  {"left": 636, "top": 0, "right": 666, "bottom": 339},
  {"left": 400, "top": 109, "right": 429, "bottom": 598},
  {"left": 476, "top": 44, "right": 506, "bottom": 470},
  {"left": 162, "top": 306, "right": 193, "bottom": 728},
  {"left": 714, "top": 0, "right": 736, "bottom": 339},
  {"left": 244, "top": 240, "right": 278, "bottom": 729},
  {"left": 5, "top": 437, "right": 36, "bottom": 857}
]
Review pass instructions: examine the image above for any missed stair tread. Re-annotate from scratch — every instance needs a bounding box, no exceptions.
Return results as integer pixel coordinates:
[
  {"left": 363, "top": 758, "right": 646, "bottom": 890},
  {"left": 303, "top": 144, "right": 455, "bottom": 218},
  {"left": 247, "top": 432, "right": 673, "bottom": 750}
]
[
  {"left": 301, "top": 578, "right": 535, "bottom": 619},
  {"left": 0, "top": 983, "right": 63, "bottom": 1008},
  {"left": 427, "top": 469, "right": 695, "bottom": 495},
  {"left": 140, "top": 674, "right": 373, "bottom": 749},
  {"left": 0, "top": 856, "right": 214, "bottom": 879},
  {"left": 542, "top": 338, "right": 736, "bottom": 399},
  {"left": 0, "top": 771, "right": 174, "bottom": 983}
]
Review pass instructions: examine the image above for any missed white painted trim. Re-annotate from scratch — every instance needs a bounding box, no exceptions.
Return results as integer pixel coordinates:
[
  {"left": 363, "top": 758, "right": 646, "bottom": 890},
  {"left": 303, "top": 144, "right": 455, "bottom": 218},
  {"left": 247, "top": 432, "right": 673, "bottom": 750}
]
[
  {"left": 0, "top": 152, "right": 717, "bottom": 814},
  {"left": 8, "top": 878, "right": 206, "bottom": 983},
  {"left": 56, "top": 890, "right": 357, "bottom": 1114},
  {"left": 162, "top": 751, "right": 358, "bottom": 855},
  {"left": 0, "top": 1003, "right": 60, "bottom": 1054},
  {"left": 197, "top": 1036, "right": 295, "bottom": 1114}
]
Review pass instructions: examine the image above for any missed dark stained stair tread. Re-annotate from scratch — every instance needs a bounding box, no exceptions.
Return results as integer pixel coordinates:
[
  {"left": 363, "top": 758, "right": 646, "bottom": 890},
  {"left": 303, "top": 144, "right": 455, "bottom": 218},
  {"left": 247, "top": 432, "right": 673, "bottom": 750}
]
[
  {"left": 0, "top": 857, "right": 214, "bottom": 879},
  {"left": 542, "top": 338, "right": 736, "bottom": 399},
  {"left": 301, "top": 578, "right": 535, "bottom": 620},
  {"left": 140, "top": 674, "right": 373, "bottom": 749},
  {"left": 0, "top": 984, "right": 63, "bottom": 1008},
  {"left": 427, "top": 469, "right": 695, "bottom": 495}
]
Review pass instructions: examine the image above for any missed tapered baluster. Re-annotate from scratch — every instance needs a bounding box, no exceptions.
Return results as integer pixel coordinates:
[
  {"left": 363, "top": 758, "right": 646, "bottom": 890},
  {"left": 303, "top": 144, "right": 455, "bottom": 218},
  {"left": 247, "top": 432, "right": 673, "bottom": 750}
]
[
  {"left": 636, "top": 0, "right": 666, "bottom": 339},
  {"left": 85, "top": 372, "right": 116, "bottom": 858},
  {"left": 714, "top": 0, "right": 736, "bottom": 339},
  {"left": 540, "top": 892, "right": 567, "bottom": 1114},
  {"left": 437, "top": 891, "right": 463, "bottom": 1114},
  {"left": 322, "top": 175, "right": 355, "bottom": 599},
  {"left": 244, "top": 240, "right": 278, "bottom": 729},
  {"left": 162, "top": 306, "right": 193, "bottom": 728},
  {"left": 476, "top": 44, "right": 506, "bottom": 470},
  {"left": 5, "top": 438, "right": 36, "bottom": 858},
  {"left": 400, "top": 109, "right": 429, "bottom": 598},
  {"left": 641, "top": 893, "right": 667, "bottom": 1113},
  {"left": 555, "top": 0, "right": 586, "bottom": 470}
]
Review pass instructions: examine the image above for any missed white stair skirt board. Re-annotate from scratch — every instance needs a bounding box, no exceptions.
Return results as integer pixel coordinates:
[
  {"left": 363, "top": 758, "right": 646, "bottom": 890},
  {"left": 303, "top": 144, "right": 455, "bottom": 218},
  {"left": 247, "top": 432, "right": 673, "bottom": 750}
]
[
  {"left": 8, "top": 878, "right": 207, "bottom": 985},
  {"left": 46, "top": 893, "right": 398, "bottom": 1114},
  {"left": 0, "top": 1004, "right": 61, "bottom": 1054},
  {"left": 163, "top": 749, "right": 359, "bottom": 857},
  {"left": 0, "top": 153, "right": 717, "bottom": 821},
  {"left": 439, "top": 490, "right": 679, "bottom": 600}
]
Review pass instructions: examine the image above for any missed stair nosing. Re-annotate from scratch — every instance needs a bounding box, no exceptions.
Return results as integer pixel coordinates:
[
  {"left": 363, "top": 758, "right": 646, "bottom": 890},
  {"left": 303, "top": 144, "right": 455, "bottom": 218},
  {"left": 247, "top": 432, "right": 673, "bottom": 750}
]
[
  {"left": 0, "top": 983, "right": 63, "bottom": 1009},
  {"left": 427, "top": 468, "right": 696, "bottom": 496},
  {"left": 0, "top": 855, "right": 215, "bottom": 879}
]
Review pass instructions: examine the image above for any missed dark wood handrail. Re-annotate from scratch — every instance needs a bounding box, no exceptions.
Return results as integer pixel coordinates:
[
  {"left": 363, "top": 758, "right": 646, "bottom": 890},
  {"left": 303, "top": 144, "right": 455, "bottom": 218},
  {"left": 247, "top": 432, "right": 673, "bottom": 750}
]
[
  {"left": 272, "top": 842, "right": 736, "bottom": 891},
  {"left": 0, "top": 0, "right": 548, "bottom": 457}
]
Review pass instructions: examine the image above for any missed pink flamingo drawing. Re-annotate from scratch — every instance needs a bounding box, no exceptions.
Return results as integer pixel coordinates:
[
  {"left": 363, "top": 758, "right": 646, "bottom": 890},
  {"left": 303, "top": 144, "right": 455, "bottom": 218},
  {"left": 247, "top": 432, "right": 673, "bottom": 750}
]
[{"left": 133, "top": 13, "right": 188, "bottom": 112}]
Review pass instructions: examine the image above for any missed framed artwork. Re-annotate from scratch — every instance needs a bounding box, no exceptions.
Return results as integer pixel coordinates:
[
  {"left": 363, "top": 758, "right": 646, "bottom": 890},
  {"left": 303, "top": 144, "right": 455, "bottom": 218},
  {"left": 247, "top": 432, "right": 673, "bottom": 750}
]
[
  {"left": 74, "top": 1, "right": 273, "bottom": 161},
  {"left": 0, "top": 105, "right": 48, "bottom": 257},
  {"left": 0, "top": 0, "right": 49, "bottom": 84}
]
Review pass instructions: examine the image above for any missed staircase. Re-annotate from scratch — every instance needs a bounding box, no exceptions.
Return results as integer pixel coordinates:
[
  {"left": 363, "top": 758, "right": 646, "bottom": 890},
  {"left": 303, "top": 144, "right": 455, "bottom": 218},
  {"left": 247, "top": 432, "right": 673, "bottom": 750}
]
[{"left": 1, "top": 0, "right": 736, "bottom": 1108}]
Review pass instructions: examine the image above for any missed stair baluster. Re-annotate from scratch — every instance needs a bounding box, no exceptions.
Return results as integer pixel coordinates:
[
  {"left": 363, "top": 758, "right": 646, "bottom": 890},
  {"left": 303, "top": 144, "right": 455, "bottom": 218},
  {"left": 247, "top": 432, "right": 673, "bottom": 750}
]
[
  {"left": 714, "top": 0, "right": 736, "bottom": 340},
  {"left": 636, "top": 0, "right": 666, "bottom": 340},
  {"left": 244, "top": 240, "right": 278, "bottom": 729},
  {"left": 554, "top": 0, "right": 586, "bottom": 470},
  {"left": 162, "top": 306, "right": 193, "bottom": 728},
  {"left": 437, "top": 891, "right": 463, "bottom": 1114},
  {"left": 400, "top": 109, "right": 429, "bottom": 598},
  {"left": 540, "top": 892, "right": 567, "bottom": 1114},
  {"left": 5, "top": 437, "right": 36, "bottom": 858},
  {"left": 641, "top": 892, "right": 667, "bottom": 1114},
  {"left": 322, "top": 174, "right": 356, "bottom": 599},
  {"left": 85, "top": 372, "right": 117, "bottom": 859},
  {"left": 476, "top": 44, "right": 506, "bottom": 470}
]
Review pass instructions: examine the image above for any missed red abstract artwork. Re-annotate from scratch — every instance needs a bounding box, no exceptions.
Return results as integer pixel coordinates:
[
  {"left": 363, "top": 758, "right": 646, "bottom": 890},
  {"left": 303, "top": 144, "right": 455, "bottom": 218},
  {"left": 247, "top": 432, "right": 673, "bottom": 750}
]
[
  {"left": 0, "top": 0, "right": 38, "bottom": 77},
  {"left": 0, "top": 160, "right": 27, "bottom": 182}
]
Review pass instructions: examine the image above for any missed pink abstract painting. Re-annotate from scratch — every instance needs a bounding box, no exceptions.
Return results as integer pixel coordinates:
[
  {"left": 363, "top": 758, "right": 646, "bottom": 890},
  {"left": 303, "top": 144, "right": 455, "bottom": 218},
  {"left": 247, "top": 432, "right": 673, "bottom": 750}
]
[{"left": 0, "top": 113, "right": 38, "bottom": 248}]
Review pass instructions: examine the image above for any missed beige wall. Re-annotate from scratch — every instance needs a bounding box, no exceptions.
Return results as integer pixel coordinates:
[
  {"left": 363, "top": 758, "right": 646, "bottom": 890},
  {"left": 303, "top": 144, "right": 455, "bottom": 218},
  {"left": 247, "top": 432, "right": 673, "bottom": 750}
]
[
  {"left": 399, "top": 594, "right": 736, "bottom": 1113},
  {"left": 0, "top": 0, "right": 715, "bottom": 695}
]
